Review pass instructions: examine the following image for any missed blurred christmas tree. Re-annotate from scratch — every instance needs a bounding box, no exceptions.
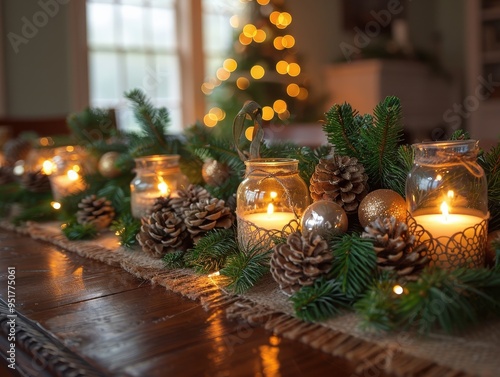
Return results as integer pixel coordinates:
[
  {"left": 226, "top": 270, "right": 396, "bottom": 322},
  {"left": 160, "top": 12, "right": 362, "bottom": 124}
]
[{"left": 202, "top": 0, "right": 320, "bottom": 138}]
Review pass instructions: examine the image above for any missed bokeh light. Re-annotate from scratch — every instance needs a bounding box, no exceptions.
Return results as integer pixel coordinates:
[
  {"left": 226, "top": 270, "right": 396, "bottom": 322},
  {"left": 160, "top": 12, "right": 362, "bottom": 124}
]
[
  {"left": 250, "top": 65, "right": 265, "bottom": 79},
  {"left": 236, "top": 77, "right": 250, "bottom": 90},
  {"left": 286, "top": 83, "right": 300, "bottom": 97},
  {"left": 262, "top": 106, "right": 274, "bottom": 120}
]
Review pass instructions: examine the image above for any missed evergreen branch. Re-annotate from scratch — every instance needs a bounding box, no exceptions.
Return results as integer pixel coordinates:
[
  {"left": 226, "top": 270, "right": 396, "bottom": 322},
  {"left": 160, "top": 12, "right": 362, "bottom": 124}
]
[
  {"left": 13, "top": 200, "right": 59, "bottom": 226},
  {"left": 184, "top": 229, "right": 238, "bottom": 274},
  {"left": 330, "top": 234, "right": 377, "bottom": 297},
  {"left": 291, "top": 278, "right": 352, "bottom": 322},
  {"left": 220, "top": 244, "right": 271, "bottom": 294},
  {"left": 354, "top": 277, "right": 399, "bottom": 332},
  {"left": 398, "top": 267, "right": 500, "bottom": 334},
  {"left": 163, "top": 250, "right": 187, "bottom": 269},
  {"left": 361, "top": 96, "right": 404, "bottom": 190},
  {"left": 323, "top": 103, "right": 360, "bottom": 158},
  {"left": 479, "top": 142, "right": 500, "bottom": 231},
  {"left": 450, "top": 129, "right": 471, "bottom": 140},
  {"left": 61, "top": 220, "right": 98, "bottom": 240},
  {"left": 110, "top": 214, "right": 141, "bottom": 248},
  {"left": 66, "top": 107, "right": 117, "bottom": 148}
]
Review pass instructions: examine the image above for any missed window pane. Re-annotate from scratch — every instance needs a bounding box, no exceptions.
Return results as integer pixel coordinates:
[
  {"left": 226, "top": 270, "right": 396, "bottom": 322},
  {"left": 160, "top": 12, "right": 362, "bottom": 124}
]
[
  {"left": 125, "top": 53, "right": 149, "bottom": 90},
  {"left": 151, "top": 8, "right": 176, "bottom": 49},
  {"left": 155, "top": 54, "right": 180, "bottom": 100},
  {"left": 87, "top": 3, "right": 115, "bottom": 45},
  {"left": 89, "top": 52, "right": 120, "bottom": 101},
  {"left": 150, "top": 0, "right": 174, "bottom": 8},
  {"left": 120, "top": 5, "right": 145, "bottom": 47}
]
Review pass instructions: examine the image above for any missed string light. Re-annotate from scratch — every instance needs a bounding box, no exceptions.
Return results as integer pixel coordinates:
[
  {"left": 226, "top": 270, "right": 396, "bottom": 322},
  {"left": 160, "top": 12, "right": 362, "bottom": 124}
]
[
  {"left": 286, "top": 83, "right": 300, "bottom": 97},
  {"left": 262, "top": 106, "right": 274, "bottom": 120},
  {"left": 245, "top": 126, "right": 255, "bottom": 141},
  {"left": 393, "top": 285, "right": 404, "bottom": 295},
  {"left": 250, "top": 65, "right": 265, "bottom": 79},
  {"left": 236, "top": 77, "right": 250, "bottom": 90}
]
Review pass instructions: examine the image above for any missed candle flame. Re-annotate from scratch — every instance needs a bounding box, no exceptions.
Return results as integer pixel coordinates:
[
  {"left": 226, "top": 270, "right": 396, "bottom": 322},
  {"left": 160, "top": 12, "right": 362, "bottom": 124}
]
[
  {"left": 440, "top": 202, "right": 449, "bottom": 222},
  {"left": 270, "top": 191, "right": 277, "bottom": 199},
  {"left": 447, "top": 190, "right": 454, "bottom": 199},
  {"left": 157, "top": 180, "right": 168, "bottom": 195},
  {"left": 267, "top": 203, "right": 274, "bottom": 216},
  {"left": 42, "top": 160, "right": 55, "bottom": 175},
  {"left": 67, "top": 169, "right": 79, "bottom": 181}
]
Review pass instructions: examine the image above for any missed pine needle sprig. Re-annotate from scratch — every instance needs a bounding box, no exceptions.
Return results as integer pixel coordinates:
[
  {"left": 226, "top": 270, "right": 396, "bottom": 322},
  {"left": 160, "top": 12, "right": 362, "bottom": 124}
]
[
  {"left": 398, "top": 267, "right": 500, "bottom": 334},
  {"left": 290, "top": 278, "right": 353, "bottom": 322},
  {"left": 110, "top": 214, "right": 141, "bottom": 248},
  {"left": 360, "top": 96, "right": 405, "bottom": 191},
  {"left": 184, "top": 229, "right": 238, "bottom": 274},
  {"left": 354, "top": 277, "right": 399, "bottom": 332},
  {"left": 13, "top": 200, "right": 59, "bottom": 225},
  {"left": 61, "top": 220, "right": 98, "bottom": 240},
  {"left": 163, "top": 250, "right": 187, "bottom": 269},
  {"left": 323, "top": 103, "right": 360, "bottom": 158},
  {"left": 479, "top": 142, "right": 500, "bottom": 230},
  {"left": 66, "top": 107, "right": 117, "bottom": 149},
  {"left": 330, "top": 234, "right": 377, "bottom": 297},
  {"left": 219, "top": 243, "right": 271, "bottom": 294}
]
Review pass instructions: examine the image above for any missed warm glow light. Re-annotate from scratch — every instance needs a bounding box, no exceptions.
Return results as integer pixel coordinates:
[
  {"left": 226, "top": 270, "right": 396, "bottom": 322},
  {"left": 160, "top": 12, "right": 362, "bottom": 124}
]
[
  {"left": 297, "top": 87, "right": 309, "bottom": 100},
  {"left": 267, "top": 203, "right": 274, "bottom": 216},
  {"left": 273, "top": 99, "right": 287, "bottom": 114},
  {"left": 447, "top": 190, "right": 455, "bottom": 199},
  {"left": 282, "top": 35, "right": 295, "bottom": 48},
  {"left": 51, "top": 201, "right": 61, "bottom": 210},
  {"left": 158, "top": 180, "right": 168, "bottom": 195},
  {"left": 236, "top": 77, "right": 250, "bottom": 90},
  {"left": 277, "top": 12, "right": 292, "bottom": 27},
  {"left": 245, "top": 126, "right": 254, "bottom": 141},
  {"left": 269, "top": 11, "right": 280, "bottom": 25},
  {"left": 288, "top": 62, "right": 301, "bottom": 76},
  {"left": 278, "top": 110, "right": 290, "bottom": 120},
  {"left": 436, "top": 174, "right": 442, "bottom": 181},
  {"left": 250, "top": 65, "right": 265, "bottom": 79},
  {"left": 201, "top": 83, "right": 213, "bottom": 95},
  {"left": 273, "top": 36, "right": 284, "bottom": 50},
  {"left": 286, "top": 83, "right": 300, "bottom": 97},
  {"left": 204, "top": 113, "right": 218, "bottom": 127},
  {"left": 270, "top": 191, "right": 277, "bottom": 199},
  {"left": 253, "top": 29, "right": 266, "bottom": 43},
  {"left": 208, "top": 271, "right": 220, "bottom": 278},
  {"left": 276, "top": 60, "right": 288, "bottom": 74},
  {"left": 239, "top": 33, "right": 252, "bottom": 45},
  {"left": 40, "top": 137, "right": 50, "bottom": 147},
  {"left": 72, "top": 165, "right": 80, "bottom": 172},
  {"left": 223, "top": 58, "right": 237, "bottom": 72},
  {"left": 210, "top": 107, "right": 225, "bottom": 121},
  {"left": 67, "top": 169, "right": 79, "bottom": 181},
  {"left": 257, "top": 0, "right": 270, "bottom": 4},
  {"left": 216, "top": 67, "right": 230, "bottom": 81},
  {"left": 393, "top": 285, "right": 404, "bottom": 295},
  {"left": 229, "top": 15, "right": 240, "bottom": 28},
  {"left": 441, "top": 202, "right": 449, "bottom": 221},
  {"left": 243, "top": 24, "right": 257, "bottom": 38},
  {"left": 66, "top": 146, "right": 74, "bottom": 152},
  {"left": 262, "top": 106, "right": 274, "bottom": 120},
  {"left": 42, "top": 160, "right": 55, "bottom": 175}
]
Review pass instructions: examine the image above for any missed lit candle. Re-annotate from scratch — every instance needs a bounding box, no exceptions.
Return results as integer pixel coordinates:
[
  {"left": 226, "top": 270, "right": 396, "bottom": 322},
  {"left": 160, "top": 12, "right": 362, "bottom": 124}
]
[
  {"left": 412, "top": 199, "right": 486, "bottom": 268},
  {"left": 49, "top": 169, "right": 85, "bottom": 201},
  {"left": 130, "top": 178, "right": 171, "bottom": 218},
  {"left": 242, "top": 202, "right": 296, "bottom": 231}
]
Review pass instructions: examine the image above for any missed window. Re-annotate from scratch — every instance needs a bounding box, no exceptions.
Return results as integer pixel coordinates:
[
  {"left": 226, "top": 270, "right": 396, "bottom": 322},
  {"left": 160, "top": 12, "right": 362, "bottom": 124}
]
[{"left": 86, "top": 0, "right": 244, "bottom": 133}]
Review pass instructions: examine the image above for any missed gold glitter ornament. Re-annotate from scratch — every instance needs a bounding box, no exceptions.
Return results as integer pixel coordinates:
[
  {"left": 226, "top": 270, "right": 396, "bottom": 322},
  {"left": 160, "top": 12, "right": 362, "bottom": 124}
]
[
  {"left": 202, "top": 159, "right": 230, "bottom": 187},
  {"left": 358, "top": 189, "right": 406, "bottom": 228},
  {"left": 98, "top": 151, "right": 122, "bottom": 178},
  {"left": 301, "top": 200, "right": 348, "bottom": 238}
]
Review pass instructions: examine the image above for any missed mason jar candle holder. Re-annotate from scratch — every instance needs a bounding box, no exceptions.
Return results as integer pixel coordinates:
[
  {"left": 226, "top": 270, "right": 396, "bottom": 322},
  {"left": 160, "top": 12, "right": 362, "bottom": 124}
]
[
  {"left": 130, "top": 154, "right": 189, "bottom": 218},
  {"left": 236, "top": 158, "right": 310, "bottom": 249},
  {"left": 406, "top": 140, "right": 489, "bottom": 269},
  {"left": 49, "top": 146, "right": 92, "bottom": 202}
]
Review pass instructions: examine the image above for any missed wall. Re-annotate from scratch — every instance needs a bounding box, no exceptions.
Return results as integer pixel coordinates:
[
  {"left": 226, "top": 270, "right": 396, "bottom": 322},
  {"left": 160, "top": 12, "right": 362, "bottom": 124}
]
[{"left": 1, "top": 0, "right": 75, "bottom": 118}]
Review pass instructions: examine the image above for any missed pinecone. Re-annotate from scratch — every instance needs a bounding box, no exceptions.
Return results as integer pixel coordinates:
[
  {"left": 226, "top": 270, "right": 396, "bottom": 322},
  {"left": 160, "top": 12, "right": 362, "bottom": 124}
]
[
  {"left": 20, "top": 170, "right": 51, "bottom": 193},
  {"left": 3, "top": 138, "right": 32, "bottom": 165},
  {"left": 202, "top": 158, "right": 231, "bottom": 186},
  {"left": 136, "top": 210, "right": 189, "bottom": 258},
  {"left": 0, "top": 166, "right": 14, "bottom": 185},
  {"left": 150, "top": 196, "right": 172, "bottom": 214},
  {"left": 362, "top": 216, "right": 428, "bottom": 280},
  {"left": 184, "top": 198, "right": 234, "bottom": 243},
  {"left": 270, "top": 231, "right": 332, "bottom": 295},
  {"left": 169, "top": 184, "right": 212, "bottom": 215},
  {"left": 309, "top": 154, "right": 368, "bottom": 214},
  {"left": 76, "top": 195, "right": 115, "bottom": 230}
]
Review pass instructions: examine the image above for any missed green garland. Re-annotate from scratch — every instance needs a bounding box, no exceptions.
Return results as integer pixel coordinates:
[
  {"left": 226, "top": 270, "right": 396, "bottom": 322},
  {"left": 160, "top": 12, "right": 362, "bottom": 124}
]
[{"left": 3, "top": 90, "right": 500, "bottom": 336}]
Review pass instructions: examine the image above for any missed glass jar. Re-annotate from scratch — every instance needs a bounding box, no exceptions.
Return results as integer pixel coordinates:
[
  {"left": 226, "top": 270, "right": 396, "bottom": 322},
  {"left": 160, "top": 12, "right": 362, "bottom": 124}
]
[
  {"left": 236, "top": 158, "right": 310, "bottom": 249},
  {"left": 406, "top": 140, "right": 489, "bottom": 269},
  {"left": 130, "top": 154, "right": 189, "bottom": 218},
  {"left": 49, "top": 146, "right": 93, "bottom": 201}
]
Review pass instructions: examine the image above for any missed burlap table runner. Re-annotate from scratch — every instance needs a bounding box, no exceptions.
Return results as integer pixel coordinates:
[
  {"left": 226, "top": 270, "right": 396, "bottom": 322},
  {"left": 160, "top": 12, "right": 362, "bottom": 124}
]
[{"left": 2, "top": 220, "right": 499, "bottom": 377}]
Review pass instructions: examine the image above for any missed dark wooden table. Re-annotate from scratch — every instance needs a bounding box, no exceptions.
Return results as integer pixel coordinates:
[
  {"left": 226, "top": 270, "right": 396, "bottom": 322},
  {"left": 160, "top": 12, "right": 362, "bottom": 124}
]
[{"left": 0, "top": 228, "right": 387, "bottom": 377}]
